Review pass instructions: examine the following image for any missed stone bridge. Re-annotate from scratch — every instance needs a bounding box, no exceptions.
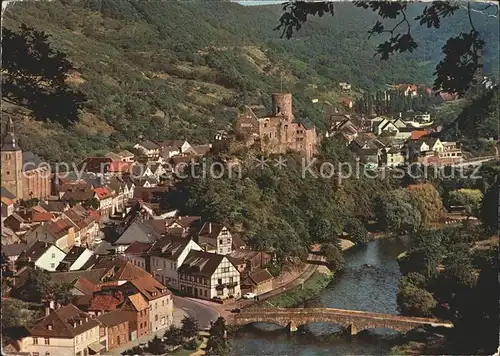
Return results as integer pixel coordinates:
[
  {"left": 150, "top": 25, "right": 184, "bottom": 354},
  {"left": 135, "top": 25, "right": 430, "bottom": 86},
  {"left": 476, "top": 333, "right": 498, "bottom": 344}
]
[{"left": 232, "top": 308, "right": 453, "bottom": 335}]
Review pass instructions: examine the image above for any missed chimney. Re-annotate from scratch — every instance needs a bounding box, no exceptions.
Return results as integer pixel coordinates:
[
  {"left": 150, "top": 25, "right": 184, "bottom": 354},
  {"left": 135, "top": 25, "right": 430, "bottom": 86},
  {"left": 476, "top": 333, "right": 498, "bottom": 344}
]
[
  {"left": 208, "top": 223, "right": 212, "bottom": 234},
  {"left": 44, "top": 305, "right": 51, "bottom": 317}
]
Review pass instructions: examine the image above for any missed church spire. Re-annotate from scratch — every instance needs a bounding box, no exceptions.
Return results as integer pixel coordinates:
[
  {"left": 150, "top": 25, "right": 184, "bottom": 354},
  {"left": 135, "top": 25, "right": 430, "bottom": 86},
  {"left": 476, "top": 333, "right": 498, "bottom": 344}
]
[{"left": 1, "top": 116, "right": 20, "bottom": 151}]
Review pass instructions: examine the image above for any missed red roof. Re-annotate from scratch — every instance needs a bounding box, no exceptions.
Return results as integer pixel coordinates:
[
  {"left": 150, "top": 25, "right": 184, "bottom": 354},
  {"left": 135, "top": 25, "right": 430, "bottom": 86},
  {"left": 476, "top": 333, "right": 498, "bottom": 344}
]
[
  {"left": 410, "top": 130, "right": 432, "bottom": 140},
  {"left": 1, "top": 197, "right": 14, "bottom": 206},
  {"left": 108, "top": 161, "right": 133, "bottom": 173},
  {"left": 88, "top": 291, "right": 124, "bottom": 311},
  {"left": 94, "top": 187, "right": 113, "bottom": 200},
  {"left": 32, "top": 211, "right": 55, "bottom": 222},
  {"left": 87, "top": 209, "right": 101, "bottom": 222}
]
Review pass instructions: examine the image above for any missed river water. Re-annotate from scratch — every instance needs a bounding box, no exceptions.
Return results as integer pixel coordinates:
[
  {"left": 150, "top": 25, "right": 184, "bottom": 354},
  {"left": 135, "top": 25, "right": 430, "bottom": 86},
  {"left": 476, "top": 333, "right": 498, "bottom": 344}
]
[{"left": 231, "top": 236, "right": 411, "bottom": 355}]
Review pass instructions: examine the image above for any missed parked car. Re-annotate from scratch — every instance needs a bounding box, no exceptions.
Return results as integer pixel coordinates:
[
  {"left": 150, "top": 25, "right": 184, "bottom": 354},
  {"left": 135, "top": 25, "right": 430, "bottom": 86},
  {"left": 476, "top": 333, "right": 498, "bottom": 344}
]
[
  {"left": 243, "top": 292, "right": 256, "bottom": 300},
  {"left": 212, "top": 296, "right": 222, "bottom": 302}
]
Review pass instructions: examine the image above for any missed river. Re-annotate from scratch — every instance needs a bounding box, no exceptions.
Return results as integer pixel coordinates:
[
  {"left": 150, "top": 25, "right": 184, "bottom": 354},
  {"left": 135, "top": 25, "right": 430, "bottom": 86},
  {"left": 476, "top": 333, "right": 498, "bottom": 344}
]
[{"left": 231, "top": 236, "right": 411, "bottom": 355}]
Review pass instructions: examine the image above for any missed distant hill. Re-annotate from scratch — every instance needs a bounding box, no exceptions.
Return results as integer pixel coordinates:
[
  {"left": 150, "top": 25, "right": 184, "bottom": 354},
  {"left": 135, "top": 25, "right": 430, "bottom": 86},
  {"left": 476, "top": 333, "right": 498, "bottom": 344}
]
[{"left": 2, "top": 0, "right": 498, "bottom": 162}]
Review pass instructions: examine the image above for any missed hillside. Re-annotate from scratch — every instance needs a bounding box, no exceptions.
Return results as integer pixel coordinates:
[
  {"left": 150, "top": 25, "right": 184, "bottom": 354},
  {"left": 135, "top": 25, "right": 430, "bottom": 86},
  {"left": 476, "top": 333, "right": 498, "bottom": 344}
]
[{"left": 2, "top": 0, "right": 498, "bottom": 162}]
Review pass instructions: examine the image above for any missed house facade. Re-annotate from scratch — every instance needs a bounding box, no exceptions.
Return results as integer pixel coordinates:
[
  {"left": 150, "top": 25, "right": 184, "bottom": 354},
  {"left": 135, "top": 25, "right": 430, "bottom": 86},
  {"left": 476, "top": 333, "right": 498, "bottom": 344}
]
[
  {"left": 196, "top": 222, "right": 233, "bottom": 255},
  {"left": 19, "top": 241, "right": 67, "bottom": 271},
  {"left": 14, "top": 305, "right": 102, "bottom": 356},
  {"left": 178, "top": 250, "right": 240, "bottom": 300}
]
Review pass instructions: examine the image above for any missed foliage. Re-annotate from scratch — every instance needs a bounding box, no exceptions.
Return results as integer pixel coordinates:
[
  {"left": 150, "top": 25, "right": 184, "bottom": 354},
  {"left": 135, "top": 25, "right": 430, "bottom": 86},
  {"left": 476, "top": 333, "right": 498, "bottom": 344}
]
[
  {"left": 17, "top": 268, "right": 51, "bottom": 303},
  {"left": 1, "top": 298, "right": 39, "bottom": 344},
  {"left": 448, "top": 188, "right": 483, "bottom": 216},
  {"left": 480, "top": 181, "right": 499, "bottom": 232},
  {"left": 2, "top": 24, "right": 86, "bottom": 127},
  {"left": 82, "top": 198, "right": 100, "bottom": 210},
  {"left": 206, "top": 317, "right": 230, "bottom": 356},
  {"left": 375, "top": 188, "right": 422, "bottom": 233},
  {"left": 321, "top": 243, "right": 345, "bottom": 272},
  {"left": 180, "top": 316, "right": 199, "bottom": 340},
  {"left": 407, "top": 183, "right": 444, "bottom": 226},
  {"left": 164, "top": 325, "right": 183, "bottom": 347},
  {"left": 3, "top": 1, "right": 497, "bottom": 162},
  {"left": 396, "top": 224, "right": 499, "bottom": 354},
  {"left": 396, "top": 284, "right": 437, "bottom": 317},
  {"left": 146, "top": 335, "right": 166, "bottom": 355},
  {"left": 183, "top": 338, "right": 199, "bottom": 351},
  {"left": 276, "top": 1, "right": 498, "bottom": 95}
]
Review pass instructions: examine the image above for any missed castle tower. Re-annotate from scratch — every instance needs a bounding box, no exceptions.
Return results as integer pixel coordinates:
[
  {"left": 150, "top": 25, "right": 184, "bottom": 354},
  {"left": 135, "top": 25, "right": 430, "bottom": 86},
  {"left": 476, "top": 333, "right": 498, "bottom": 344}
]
[
  {"left": 1, "top": 117, "right": 23, "bottom": 200},
  {"left": 271, "top": 93, "right": 293, "bottom": 121}
]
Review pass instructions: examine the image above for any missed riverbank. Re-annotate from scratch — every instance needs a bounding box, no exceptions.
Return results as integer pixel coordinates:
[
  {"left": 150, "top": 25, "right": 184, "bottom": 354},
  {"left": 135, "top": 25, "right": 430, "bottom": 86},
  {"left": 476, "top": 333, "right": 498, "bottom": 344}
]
[{"left": 253, "top": 266, "right": 334, "bottom": 308}]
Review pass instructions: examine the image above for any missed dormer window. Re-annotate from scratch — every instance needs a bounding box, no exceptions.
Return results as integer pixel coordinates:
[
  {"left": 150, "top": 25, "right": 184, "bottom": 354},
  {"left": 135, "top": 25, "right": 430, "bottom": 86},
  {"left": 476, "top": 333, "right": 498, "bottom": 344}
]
[{"left": 47, "top": 324, "right": 53, "bottom": 330}]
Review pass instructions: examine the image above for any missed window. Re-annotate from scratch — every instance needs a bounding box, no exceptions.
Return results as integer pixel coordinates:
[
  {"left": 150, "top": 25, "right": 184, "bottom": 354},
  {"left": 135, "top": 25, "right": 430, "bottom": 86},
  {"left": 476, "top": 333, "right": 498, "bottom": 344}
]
[
  {"left": 155, "top": 302, "right": 158, "bottom": 310},
  {"left": 217, "top": 289, "right": 223, "bottom": 296},
  {"left": 222, "top": 267, "right": 229, "bottom": 273},
  {"left": 228, "top": 287, "right": 235, "bottom": 294},
  {"left": 218, "top": 279, "right": 222, "bottom": 285},
  {"left": 33, "top": 353, "right": 39, "bottom": 356},
  {"left": 45, "top": 353, "right": 50, "bottom": 356},
  {"left": 161, "top": 316, "right": 165, "bottom": 325},
  {"left": 51, "top": 253, "right": 56, "bottom": 258},
  {"left": 204, "top": 290, "right": 208, "bottom": 297},
  {"left": 50, "top": 263, "right": 55, "bottom": 269},
  {"left": 155, "top": 314, "right": 158, "bottom": 321},
  {"left": 6, "top": 171, "right": 10, "bottom": 175},
  {"left": 219, "top": 239, "right": 223, "bottom": 245},
  {"left": 45, "top": 338, "right": 50, "bottom": 345},
  {"left": 33, "top": 337, "right": 38, "bottom": 345},
  {"left": 229, "top": 277, "right": 234, "bottom": 283},
  {"left": 162, "top": 300, "right": 165, "bottom": 307}
]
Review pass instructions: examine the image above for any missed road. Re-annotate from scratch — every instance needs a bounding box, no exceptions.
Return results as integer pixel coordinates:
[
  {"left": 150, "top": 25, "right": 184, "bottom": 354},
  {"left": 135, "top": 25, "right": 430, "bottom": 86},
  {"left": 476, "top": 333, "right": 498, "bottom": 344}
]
[{"left": 173, "top": 295, "right": 220, "bottom": 330}]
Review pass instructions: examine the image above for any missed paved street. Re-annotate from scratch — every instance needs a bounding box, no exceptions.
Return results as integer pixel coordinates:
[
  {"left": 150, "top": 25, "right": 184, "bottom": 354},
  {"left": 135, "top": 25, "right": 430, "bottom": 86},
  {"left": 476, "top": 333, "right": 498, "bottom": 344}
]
[{"left": 173, "top": 295, "right": 220, "bottom": 330}]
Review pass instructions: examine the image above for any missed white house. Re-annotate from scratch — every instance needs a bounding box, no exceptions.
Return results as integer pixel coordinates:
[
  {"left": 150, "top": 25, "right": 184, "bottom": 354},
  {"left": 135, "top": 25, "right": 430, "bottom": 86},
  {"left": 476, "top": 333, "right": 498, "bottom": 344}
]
[
  {"left": 134, "top": 140, "right": 160, "bottom": 158},
  {"left": 56, "top": 246, "right": 94, "bottom": 271},
  {"left": 18, "top": 241, "right": 67, "bottom": 271},
  {"left": 196, "top": 222, "right": 233, "bottom": 255},
  {"left": 13, "top": 304, "right": 102, "bottom": 356},
  {"left": 147, "top": 236, "right": 202, "bottom": 289},
  {"left": 178, "top": 250, "right": 241, "bottom": 300}
]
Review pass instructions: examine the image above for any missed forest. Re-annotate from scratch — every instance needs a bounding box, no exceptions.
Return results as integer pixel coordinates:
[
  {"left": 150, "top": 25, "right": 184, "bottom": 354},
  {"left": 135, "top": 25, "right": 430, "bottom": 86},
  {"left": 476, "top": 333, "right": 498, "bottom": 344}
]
[{"left": 2, "top": 0, "right": 498, "bottom": 162}]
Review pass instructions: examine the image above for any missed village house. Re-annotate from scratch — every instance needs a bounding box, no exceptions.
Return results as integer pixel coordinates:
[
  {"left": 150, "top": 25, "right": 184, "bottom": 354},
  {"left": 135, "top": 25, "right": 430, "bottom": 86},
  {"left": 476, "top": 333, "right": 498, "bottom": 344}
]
[
  {"left": 114, "top": 219, "right": 163, "bottom": 254},
  {"left": 119, "top": 275, "right": 174, "bottom": 332},
  {"left": 17, "top": 241, "right": 67, "bottom": 271},
  {"left": 94, "top": 187, "right": 115, "bottom": 218},
  {"left": 83, "top": 290, "right": 125, "bottom": 316},
  {"left": 63, "top": 205, "right": 100, "bottom": 247},
  {"left": 1, "top": 242, "right": 27, "bottom": 271},
  {"left": 241, "top": 268, "right": 274, "bottom": 295},
  {"left": 391, "top": 84, "right": 418, "bottom": 97},
  {"left": 228, "top": 250, "right": 272, "bottom": 274},
  {"left": 56, "top": 246, "right": 95, "bottom": 272},
  {"left": 1, "top": 196, "right": 15, "bottom": 220},
  {"left": 104, "top": 152, "right": 122, "bottom": 161},
  {"left": 235, "top": 93, "right": 318, "bottom": 160},
  {"left": 196, "top": 222, "right": 233, "bottom": 255},
  {"left": 122, "top": 293, "right": 150, "bottom": 339},
  {"left": 117, "top": 150, "right": 135, "bottom": 162},
  {"left": 165, "top": 215, "right": 202, "bottom": 237},
  {"left": 11, "top": 304, "right": 102, "bottom": 356},
  {"left": 98, "top": 311, "right": 130, "bottom": 352},
  {"left": 134, "top": 140, "right": 160, "bottom": 158},
  {"left": 383, "top": 147, "right": 406, "bottom": 167},
  {"left": 158, "top": 139, "right": 194, "bottom": 159},
  {"left": 178, "top": 250, "right": 241, "bottom": 300},
  {"left": 26, "top": 217, "right": 77, "bottom": 251},
  {"left": 339, "top": 82, "right": 352, "bottom": 91},
  {"left": 78, "top": 156, "right": 113, "bottom": 175},
  {"left": 145, "top": 236, "right": 203, "bottom": 289}
]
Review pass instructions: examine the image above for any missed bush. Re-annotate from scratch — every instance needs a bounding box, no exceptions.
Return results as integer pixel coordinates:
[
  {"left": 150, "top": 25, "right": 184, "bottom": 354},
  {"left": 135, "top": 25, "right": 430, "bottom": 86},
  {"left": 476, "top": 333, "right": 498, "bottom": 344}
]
[{"left": 183, "top": 339, "right": 199, "bottom": 350}]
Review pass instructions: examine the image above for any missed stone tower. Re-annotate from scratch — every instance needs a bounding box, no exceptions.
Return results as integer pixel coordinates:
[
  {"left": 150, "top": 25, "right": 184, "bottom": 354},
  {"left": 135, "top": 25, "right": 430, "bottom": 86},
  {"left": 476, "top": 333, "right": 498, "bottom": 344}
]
[
  {"left": 1, "top": 117, "right": 23, "bottom": 200},
  {"left": 271, "top": 93, "right": 293, "bottom": 121}
]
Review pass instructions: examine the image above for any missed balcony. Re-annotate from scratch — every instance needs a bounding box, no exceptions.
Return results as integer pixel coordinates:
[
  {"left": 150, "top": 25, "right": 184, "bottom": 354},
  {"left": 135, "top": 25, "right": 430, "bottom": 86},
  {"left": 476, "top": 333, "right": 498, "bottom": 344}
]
[
  {"left": 215, "top": 284, "right": 227, "bottom": 290},
  {"left": 227, "top": 281, "right": 239, "bottom": 288}
]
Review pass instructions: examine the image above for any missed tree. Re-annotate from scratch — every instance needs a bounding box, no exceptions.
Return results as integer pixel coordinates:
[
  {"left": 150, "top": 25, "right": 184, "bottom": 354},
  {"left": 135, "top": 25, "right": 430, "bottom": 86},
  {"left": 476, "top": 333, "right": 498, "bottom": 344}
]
[
  {"left": 480, "top": 181, "right": 499, "bottom": 232},
  {"left": 146, "top": 335, "right": 166, "bottom": 355},
  {"left": 397, "top": 284, "right": 437, "bottom": 317},
  {"left": 164, "top": 325, "right": 183, "bottom": 348},
  {"left": 321, "top": 243, "right": 344, "bottom": 272},
  {"left": 82, "top": 198, "right": 100, "bottom": 210},
  {"left": 275, "top": 1, "right": 494, "bottom": 95},
  {"left": 2, "top": 25, "right": 86, "bottom": 126},
  {"left": 343, "top": 218, "right": 369, "bottom": 244},
  {"left": 51, "top": 281, "right": 74, "bottom": 305},
  {"left": 407, "top": 183, "right": 444, "bottom": 226},
  {"left": 375, "top": 189, "right": 422, "bottom": 233},
  {"left": 1, "top": 299, "right": 38, "bottom": 344},
  {"left": 448, "top": 188, "right": 483, "bottom": 217},
  {"left": 18, "top": 268, "right": 51, "bottom": 303},
  {"left": 181, "top": 316, "right": 199, "bottom": 339},
  {"left": 206, "top": 317, "right": 230, "bottom": 356}
]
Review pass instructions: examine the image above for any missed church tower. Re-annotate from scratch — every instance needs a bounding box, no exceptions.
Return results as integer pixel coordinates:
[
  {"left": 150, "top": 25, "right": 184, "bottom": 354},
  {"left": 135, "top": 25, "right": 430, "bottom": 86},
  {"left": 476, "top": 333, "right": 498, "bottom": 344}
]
[{"left": 1, "top": 117, "right": 23, "bottom": 200}]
